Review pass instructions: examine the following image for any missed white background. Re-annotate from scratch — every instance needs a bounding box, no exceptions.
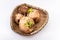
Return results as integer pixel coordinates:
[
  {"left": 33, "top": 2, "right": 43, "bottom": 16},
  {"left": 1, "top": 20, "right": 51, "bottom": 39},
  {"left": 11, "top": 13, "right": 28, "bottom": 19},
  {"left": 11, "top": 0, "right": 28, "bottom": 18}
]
[{"left": 0, "top": 0, "right": 60, "bottom": 40}]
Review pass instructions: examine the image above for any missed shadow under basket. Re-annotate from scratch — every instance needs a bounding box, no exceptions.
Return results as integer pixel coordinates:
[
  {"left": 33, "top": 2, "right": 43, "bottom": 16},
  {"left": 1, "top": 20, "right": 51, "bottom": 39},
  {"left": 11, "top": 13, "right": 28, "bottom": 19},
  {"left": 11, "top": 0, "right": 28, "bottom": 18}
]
[{"left": 10, "top": 3, "right": 49, "bottom": 36}]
